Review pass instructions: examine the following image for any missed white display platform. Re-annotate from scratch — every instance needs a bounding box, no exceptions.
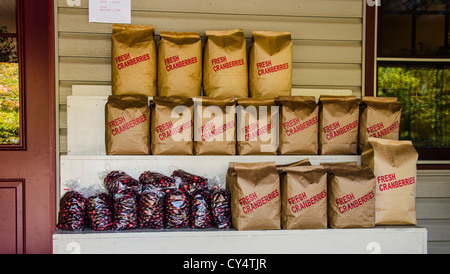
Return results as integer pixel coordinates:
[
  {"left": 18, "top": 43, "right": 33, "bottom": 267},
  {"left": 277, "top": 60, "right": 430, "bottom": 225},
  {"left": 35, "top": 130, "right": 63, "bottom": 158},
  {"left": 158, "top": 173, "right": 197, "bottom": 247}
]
[
  {"left": 57, "top": 155, "right": 427, "bottom": 254},
  {"left": 53, "top": 226, "right": 427, "bottom": 254},
  {"left": 67, "top": 96, "right": 107, "bottom": 155},
  {"left": 56, "top": 87, "right": 427, "bottom": 254}
]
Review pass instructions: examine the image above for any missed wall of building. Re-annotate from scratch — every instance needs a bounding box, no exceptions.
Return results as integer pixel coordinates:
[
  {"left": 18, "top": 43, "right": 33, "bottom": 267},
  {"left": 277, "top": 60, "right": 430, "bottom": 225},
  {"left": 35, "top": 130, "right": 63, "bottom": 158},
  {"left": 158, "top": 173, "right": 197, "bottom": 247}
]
[{"left": 54, "top": 0, "right": 450, "bottom": 253}]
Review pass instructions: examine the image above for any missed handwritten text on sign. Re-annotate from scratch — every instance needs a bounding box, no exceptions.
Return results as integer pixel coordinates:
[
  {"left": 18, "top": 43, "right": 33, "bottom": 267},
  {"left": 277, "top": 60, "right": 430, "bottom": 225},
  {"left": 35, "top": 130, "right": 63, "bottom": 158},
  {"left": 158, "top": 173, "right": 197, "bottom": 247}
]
[{"left": 89, "top": 0, "right": 131, "bottom": 24}]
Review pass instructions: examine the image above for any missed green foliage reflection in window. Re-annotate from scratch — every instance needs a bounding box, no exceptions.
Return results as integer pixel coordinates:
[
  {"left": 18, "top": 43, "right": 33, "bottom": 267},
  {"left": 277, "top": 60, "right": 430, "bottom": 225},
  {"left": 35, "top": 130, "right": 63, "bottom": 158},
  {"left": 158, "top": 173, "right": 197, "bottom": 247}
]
[
  {"left": 378, "top": 64, "right": 450, "bottom": 148},
  {"left": 0, "top": 24, "right": 20, "bottom": 145}
]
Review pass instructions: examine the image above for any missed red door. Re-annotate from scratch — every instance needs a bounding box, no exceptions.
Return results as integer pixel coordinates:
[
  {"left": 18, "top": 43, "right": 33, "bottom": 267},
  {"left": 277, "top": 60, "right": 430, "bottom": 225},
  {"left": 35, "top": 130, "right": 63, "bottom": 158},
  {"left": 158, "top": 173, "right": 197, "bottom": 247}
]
[{"left": 0, "top": 0, "right": 55, "bottom": 254}]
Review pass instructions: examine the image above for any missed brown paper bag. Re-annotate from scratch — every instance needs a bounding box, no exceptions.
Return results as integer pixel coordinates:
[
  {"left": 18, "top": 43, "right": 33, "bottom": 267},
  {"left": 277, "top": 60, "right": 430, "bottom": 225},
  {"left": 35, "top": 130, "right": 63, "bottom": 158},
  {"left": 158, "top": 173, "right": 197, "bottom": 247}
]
[
  {"left": 320, "top": 161, "right": 358, "bottom": 174},
  {"left": 226, "top": 162, "right": 281, "bottom": 230},
  {"left": 194, "top": 97, "right": 236, "bottom": 155},
  {"left": 358, "top": 97, "right": 402, "bottom": 153},
  {"left": 276, "top": 158, "right": 311, "bottom": 174},
  {"left": 236, "top": 98, "right": 279, "bottom": 155},
  {"left": 361, "top": 137, "right": 418, "bottom": 225},
  {"left": 157, "top": 31, "right": 202, "bottom": 97},
  {"left": 249, "top": 31, "right": 293, "bottom": 98},
  {"left": 203, "top": 29, "right": 248, "bottom": 98},
  {"left": 105, "top": 95, "right": 150, "bottom": 155},
  {"left": 319, "top": 96, "right": 359, "bottom": 155},
  {"left": 151, "top": 97, "right": 194, "bottom": 155},
  {"left": 278, "top": 96, "right": 319, "bottom": 155},
  {"left": 281, "top": 166, "right": 327, "bottom": 229},
  {"left": 111, "top": 24, "right": 157, "bottom": 96},
  {"left": 327, "top": 165, "right": 376, "bottom": 228}
]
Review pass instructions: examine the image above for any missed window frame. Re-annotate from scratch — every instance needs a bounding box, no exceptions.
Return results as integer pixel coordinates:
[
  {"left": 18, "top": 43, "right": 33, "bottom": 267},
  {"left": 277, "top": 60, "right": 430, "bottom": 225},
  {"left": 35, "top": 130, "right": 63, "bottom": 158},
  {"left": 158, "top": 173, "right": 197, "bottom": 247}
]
[
  {"left": 0, "top": 0, "right": 26, "bottom": 150},
  {"left": 377, "top": 60, "right": 450, "bottom": 160},
  {"left": 371, "top": 0, "right": 450, "bottom": 162}
]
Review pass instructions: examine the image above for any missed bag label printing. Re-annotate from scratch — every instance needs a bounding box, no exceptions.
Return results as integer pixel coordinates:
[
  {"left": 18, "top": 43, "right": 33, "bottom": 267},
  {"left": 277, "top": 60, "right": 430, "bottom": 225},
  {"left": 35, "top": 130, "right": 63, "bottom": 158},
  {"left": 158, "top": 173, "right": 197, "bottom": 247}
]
[
  {"left": 366, "top": 121, "right": 400, "bottom": 138},
  {"left": 108, "top": 114, "right": 147, "bottom": 136},
  {"left": 115, "top": 52, "right": 151, "bottom": 70},
  {"left": 335, "top": 190, "right": 375, "bottom": 214},
  {"left": 282, "top": 116, "right": 318, "bottom": 137},
  {"left": 376, "top": 172, "right": 415, "bottom": 192},
  {"left": 323, "top": 120, "right": 358, "bottom": 141},
  {"left": 256, "top": 59, "right": 290, "bottom": 76},
  {"left": 197, "top": 120, "right": 235, "bottom": 141},
  {"left": 155, "top": 119, "right": 193, "bottom": 141},
  {"left": 164, "top": 55, "right": 198, "bottom": 72},
  {"left": 238, "top": 190, "right": 280, "bottom": 214},
  {"left": 287, "top": 190, "right": 327, "bottom": 214},
  {"left": 211, "top": 56, "right": 245, "bottom": 72}
]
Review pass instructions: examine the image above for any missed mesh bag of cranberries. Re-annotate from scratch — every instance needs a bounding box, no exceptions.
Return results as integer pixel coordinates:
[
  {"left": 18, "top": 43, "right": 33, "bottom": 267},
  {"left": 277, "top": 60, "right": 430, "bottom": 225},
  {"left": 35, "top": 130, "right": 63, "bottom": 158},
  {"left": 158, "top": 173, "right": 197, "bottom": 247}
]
[
  {"left": 84, "top": 184, "right": 114, "bottom": 231},
  {"left": 57, "top": 190, "right": 86, "bottom": 231},
  {"left": 57, "top": 169, "right": 232, "bottom": 231},
  {"left": 57, "top": 178, "right": 87, "bottom": 231},
  {"left": 103, "top": 171, "right": 140, "bottom": 230},
  {"left": 171, "top": 170, "right": 231, "bottom": 229},
  {"left": 138, "top": 171, "right": 173, "bottom": 229}
]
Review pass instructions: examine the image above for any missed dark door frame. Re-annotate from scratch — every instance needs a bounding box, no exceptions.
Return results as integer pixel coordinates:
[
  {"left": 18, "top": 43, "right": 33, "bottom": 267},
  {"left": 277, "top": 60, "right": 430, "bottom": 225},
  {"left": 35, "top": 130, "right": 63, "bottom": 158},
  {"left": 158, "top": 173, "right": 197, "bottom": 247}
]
[{"left": 0, "top": 0, "right": 56, "bottom": 254}]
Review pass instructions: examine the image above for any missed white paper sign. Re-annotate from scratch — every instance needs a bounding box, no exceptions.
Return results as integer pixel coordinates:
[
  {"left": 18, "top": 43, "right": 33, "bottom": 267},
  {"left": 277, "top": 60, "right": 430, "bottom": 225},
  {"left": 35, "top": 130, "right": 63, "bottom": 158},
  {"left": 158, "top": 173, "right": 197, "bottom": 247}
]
[{"left": 89, "top": 0, "right": 131, "bottom": 24}]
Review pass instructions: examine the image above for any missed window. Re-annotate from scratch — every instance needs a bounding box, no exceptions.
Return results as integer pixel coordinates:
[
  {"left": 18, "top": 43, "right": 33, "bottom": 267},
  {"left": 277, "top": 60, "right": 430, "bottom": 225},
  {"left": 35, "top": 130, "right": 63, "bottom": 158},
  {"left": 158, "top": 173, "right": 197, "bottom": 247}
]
[
  {"left": 377, "top": 0, "right": 450, "bottom": 160},
  {"left": 378, "top": 0, "right": 450, "bottom": 57},
  {"left": 0, "top": 0, "right": 22, "bottom": 148}
]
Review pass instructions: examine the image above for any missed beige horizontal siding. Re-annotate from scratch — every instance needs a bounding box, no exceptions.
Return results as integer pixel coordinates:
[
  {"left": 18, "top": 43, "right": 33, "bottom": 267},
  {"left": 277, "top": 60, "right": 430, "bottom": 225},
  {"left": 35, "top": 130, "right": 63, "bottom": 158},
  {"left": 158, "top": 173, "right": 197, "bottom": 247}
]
[
  {"left": 59, "top": 128, "right": 67, "bottom": 154},
  {"left": 419, "top": 220, "right": 450, "bottom": 241},
  {"left": 59, "top": 56, "right": 362, "bottom": 87},
  {"left": 59, "top": 33, "right": 362, "bottom": 64},
  {"left": 58, "top": 8, "right": 362, "bottom": 41},
  {"left": 417, "top": 198, "right": 450, "bottom": 219},
  {"left": 416, "top": 170, "right": 450, "bottom": 254},
  {"left": 57, "top": 0, "right": 363, "bottom": 18}
]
